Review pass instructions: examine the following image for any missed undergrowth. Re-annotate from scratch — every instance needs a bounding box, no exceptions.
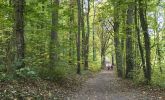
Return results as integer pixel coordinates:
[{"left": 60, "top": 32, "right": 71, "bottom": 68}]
[{"left": 132, "top": 68, "right": 165, "bottom": 88}]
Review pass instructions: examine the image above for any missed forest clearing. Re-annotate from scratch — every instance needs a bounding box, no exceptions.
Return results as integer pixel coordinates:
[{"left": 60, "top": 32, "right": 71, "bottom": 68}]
[{"left": 0, "top": 0, "right": 165, "bottom": 99}]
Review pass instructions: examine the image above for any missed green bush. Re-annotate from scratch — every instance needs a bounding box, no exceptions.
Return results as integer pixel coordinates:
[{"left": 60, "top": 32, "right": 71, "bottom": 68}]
[
  {"left": 0, "top": 73, "right": 8, "bottom": 81},
  {"left": 152, "top": 69, "right": 165, "bottom": 88},
  {"left": 132, "top": 68, "right": 145, "bottom": 84},
  {"left": 38, "top": 61, "right": 76, "bottom": 82},
  {"left": 16, "top": 67, "right": 38, "bottom": 79},
  {"left": 89, "top": 61, "right": 101, "bottom": 72}
]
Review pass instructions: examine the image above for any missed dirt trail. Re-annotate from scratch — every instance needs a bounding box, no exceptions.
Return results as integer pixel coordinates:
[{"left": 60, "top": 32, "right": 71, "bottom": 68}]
[{"left": 68, "top": 70, "right": 162, "bottom": 100}]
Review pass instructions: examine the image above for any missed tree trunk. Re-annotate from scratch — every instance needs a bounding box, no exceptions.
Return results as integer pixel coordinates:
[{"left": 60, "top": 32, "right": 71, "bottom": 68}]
[
  {"left": 49, "top": 0, "right": 59, "bottom": 68},
  {"left": 135, "top": 0, "right": 146, "bottom": 74},
  {"left": 154, "top": 12, "right": 162, "bottom": 73},
  {"left": 13, "top": 0, "right": 25, "bottom": 69},
  {"left": 139, "top": 0, "right": 151, "bottom": 83},
  {"left": 125, "top": 4, "right": 134, "bottom": 79},
  {"left": 114, "top": 5, "right": 123, "bottom": 77},
  {"left": 112, "top": 55, "right": 114, "bottom": 66},
  {"left": 77, "top": 0, "right": 81, "bottom": 74},
  {"left": 92, "top": 0, "right": 96, "bottom": 61},
  {"left": 101, "top": 47, "right": 105, "bottom": 69},
  {"left": 81, "top": 0, "right": 85, "bottom": 66},
  {"left": 121, "top": 9, "right": 126, "bottom": 76},
  {"left": 5, "top": 31, "right": 14, "bottom": 76},
  {"left": 156, "top": 32, "right": 162, "bottom": 73},
  {"left": 69, "top": 0, "right": 75, "bottom": 64},
  {"left": 84, "top": 0, "right": 90, "bottom": 70},
  {"left": 100, "top": 22, "right": 105, "bottom": 69}
]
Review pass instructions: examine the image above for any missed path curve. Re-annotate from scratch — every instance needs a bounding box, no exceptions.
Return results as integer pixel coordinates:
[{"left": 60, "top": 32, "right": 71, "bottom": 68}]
[{"left": 68, "top": 70, "right": 161, "bottom": 100}]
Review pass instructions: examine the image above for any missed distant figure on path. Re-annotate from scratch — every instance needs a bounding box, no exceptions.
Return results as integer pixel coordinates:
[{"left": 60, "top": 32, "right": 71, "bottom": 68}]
[
  {"left": 106, "top": 63, "right": 113, "bottom": 70},
  {"left": 105, "top": 57, "right": 113, "bottom": 70}
]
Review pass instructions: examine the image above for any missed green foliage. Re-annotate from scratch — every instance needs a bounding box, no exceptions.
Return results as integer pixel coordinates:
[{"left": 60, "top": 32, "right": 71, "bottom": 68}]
[
  {"left": 38, "top": 61, "right": 76, "bottom": 82},
  {"left": 89, "top": 61, "right": 101, "bottom": 72},
  {"left": 39, "top": 67, "right": 67, "bottom": 81},
  {"left": 152, "top": 68, "right": 165, "bottom": 88},
  {"left": 132, "top": 69, "right": 145, "bottom": 84},
  {"left": 0, "top": 73, "right": 11, "bottom": 82},
  {"left": 16, "top": 67, "right": 38, "bottom": 79}
]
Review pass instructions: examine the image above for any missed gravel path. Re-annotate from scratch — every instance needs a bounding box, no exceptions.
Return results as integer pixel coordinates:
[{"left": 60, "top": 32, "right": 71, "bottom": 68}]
[{"left": 68, "top": 70, "right": 163, "bottom": 100}]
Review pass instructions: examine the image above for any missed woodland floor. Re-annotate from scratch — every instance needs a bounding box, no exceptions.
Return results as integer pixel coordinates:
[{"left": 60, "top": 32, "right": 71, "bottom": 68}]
[
  {"left": 0, "top": 70, "right": 165, "bottom": 100},
  {"left": 68, "top": 70, "right": 165, "bottom": 100}
]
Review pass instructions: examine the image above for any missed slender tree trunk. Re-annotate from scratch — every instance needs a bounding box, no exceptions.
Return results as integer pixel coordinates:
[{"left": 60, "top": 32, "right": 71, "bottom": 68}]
[
  {"left": 3, "top": 1, "right": 14, "bottom": 75},
  {"left": 49, "top": 0, "right": 59, "bottom": 68},
  {"left": 139, "top": 0, "right": 151, "bottom": 82},
  {"left": 114, "top": 5, "right": 123, "bottom": 77},
  {"left": 156, "top": 32, "right": 162, "bottom": 73},
  {"left": 77, "top": 0, "right": 81, "bottom": 74},
  {"left": 134, "top": 2, "right": 140, "bottom": 69},
  {"left": 69, "top": 0, "right": 74, "bottom": 64},
  {"left": 154, "top": 12, "right": 162, "bottom": 73},
  {"left": 13, "top": 0, "right": 25, "bottom": 69},
  {"left": 84, "top": 0, "right": 90, "bottom": 70},
  {"left": 135, "top": 0, "right": 146, "bottom": 74},
  {"left": 100, "top": 22, "right": 105, "bottom": 69},
  {"left": 112, "top": 55, "right": 114, "bottom": 66},
  {"left": 92, "top": 0, "right": 96, "bottom": 61},
  {"left": 81, "top": 0, "right": 85, "bottom": 66},
  {"left": 101, "top": 46, "right": 105, "bottom": 69},
  {"left": 5, "top": 31, "right": 14, "bottom": 76},
  {"left": 121, "top": 9, "right": 126, "bottom": 76},
  {"left": 125, "top": 4, "right": 134, "bottom": 79}
]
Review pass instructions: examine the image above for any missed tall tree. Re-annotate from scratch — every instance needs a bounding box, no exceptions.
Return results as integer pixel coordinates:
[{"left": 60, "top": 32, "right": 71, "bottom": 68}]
[
  {"left": 154, "top": 11, "right": 162, "bottom": 73},
  {"left": 135, "top": 0, "right": 146, "bottom": 75},
  {"left": 125, "top": 3, "right": 134, "bottom": 78},
  {"left": 100, "top": 21, "right": 106, "bottom": 69},
  {"left": 113, "top": 2, "right": 123, "bottom": 77},
  {"left": 92, "top": 0, "right": 96, "bottom": 61},
  {"left": 49, "top": 0, "right": 59, "bottom": 67},
  {"left": 13, "top": 0, "right": 25, "bottom": 69},
  {"left": 81, "top": 0, "right": 85, "bottom": 66},
  {"left": 77, "top": 0, "right": 81, "bottom": 74},
  {"left": 84, "top": 0, "right": 90, "bottom": 70},
  {"left": 139, "top": 0, "right": 151, "bottom": 82},
  {"left": 69, "top": 0, "right": 75, "bottom": 64}
]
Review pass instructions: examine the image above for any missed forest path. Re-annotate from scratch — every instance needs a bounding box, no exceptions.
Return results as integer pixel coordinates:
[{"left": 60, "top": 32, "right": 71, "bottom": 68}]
[{"left": 68, "top": 70, "right": 161, "bottom": 100}]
